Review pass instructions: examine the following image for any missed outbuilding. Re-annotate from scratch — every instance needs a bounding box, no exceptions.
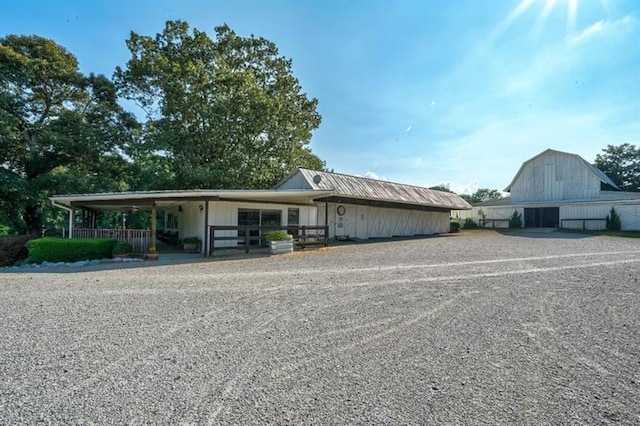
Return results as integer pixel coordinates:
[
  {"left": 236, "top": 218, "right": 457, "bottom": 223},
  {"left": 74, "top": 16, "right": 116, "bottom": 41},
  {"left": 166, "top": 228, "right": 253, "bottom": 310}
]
[
  {"left": 453, "top": 149, "right": 640, "bottom": 230},
  {"left": 275, "top": 168, "right": 470, "bottom": 239},
  {"left": 51, "top": 169, "right": 471, "bottom": 254}
]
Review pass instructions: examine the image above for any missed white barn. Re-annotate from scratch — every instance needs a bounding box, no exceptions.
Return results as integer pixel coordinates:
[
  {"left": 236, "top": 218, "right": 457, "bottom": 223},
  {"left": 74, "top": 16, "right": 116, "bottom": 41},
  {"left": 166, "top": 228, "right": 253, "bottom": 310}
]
[{"left": 453, "top": 149, "right": 640, "bottom": 231}]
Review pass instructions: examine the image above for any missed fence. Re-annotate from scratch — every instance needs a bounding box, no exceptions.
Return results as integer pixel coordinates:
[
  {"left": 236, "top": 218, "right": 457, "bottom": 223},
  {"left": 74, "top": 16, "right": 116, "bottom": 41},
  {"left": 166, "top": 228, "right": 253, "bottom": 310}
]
[
  {"left": 560, "top": 218, "right": 607, "bottom": 231},
  {"left": 71, "top": 228, "right": 151, "bottom": 253},
  {"left": 208, "top": 225, "right": 329, "bottom": 255}
]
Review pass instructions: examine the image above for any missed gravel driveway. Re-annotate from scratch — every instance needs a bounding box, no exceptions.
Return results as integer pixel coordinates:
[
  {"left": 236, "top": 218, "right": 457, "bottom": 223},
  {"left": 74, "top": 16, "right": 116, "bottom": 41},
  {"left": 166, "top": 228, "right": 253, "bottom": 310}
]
[{"left": 1, "top": 230, "right": 639, "bottom": 425}]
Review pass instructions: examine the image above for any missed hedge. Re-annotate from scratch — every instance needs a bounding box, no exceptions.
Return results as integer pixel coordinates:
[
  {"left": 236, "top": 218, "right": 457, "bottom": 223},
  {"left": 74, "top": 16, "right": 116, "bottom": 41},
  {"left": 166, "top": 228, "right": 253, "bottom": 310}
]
[{"left": 25, "top": 237, "right": 118, "bottom": 263}]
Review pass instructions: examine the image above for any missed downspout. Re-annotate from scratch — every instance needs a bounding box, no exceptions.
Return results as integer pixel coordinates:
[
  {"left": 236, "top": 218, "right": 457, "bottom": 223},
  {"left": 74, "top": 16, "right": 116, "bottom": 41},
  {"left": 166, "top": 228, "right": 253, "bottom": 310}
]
[{"left": 51, "top": 200, "right": 74, "bottom": 239}]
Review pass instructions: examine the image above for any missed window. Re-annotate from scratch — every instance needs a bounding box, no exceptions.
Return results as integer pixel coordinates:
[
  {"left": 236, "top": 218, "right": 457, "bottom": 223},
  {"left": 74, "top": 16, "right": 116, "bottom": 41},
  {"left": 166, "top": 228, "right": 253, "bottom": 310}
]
[
  {"left": 237, "top": 208, "right": 283, "bottom": 246},
  {"left": 288, "top": 208, "right": 299, "bottom": 226}
]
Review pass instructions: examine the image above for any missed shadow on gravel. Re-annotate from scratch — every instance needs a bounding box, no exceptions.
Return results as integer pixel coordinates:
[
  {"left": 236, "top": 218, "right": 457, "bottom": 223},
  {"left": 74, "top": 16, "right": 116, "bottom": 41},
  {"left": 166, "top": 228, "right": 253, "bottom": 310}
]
[
  {"left": 496, "top": 229, "right": 591, "bottom": 239},
  {"left": 2, "top": 234, "right": 456, "bottom": 274}
]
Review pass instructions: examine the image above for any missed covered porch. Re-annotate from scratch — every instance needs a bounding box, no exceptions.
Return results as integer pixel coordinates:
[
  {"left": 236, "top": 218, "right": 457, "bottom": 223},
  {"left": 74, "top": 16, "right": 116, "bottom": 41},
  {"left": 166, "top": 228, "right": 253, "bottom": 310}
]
[{"left": 50, "top": 189, "right": 332, "bottom": 256}]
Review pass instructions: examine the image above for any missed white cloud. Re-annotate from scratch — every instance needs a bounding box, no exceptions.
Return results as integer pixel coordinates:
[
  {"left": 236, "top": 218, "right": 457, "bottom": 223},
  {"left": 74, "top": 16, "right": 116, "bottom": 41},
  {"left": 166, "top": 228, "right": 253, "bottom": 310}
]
[
  {"left": 450, "top": 180, "right": 480, "bottom": 195},
  {"left": 568, "top": 15, "right": 636, "bottom": 46},
  {"left": 363, "top": 171, "right": 387, "bottom": 181},
  {"left": 430, "top": 100, "right": 436, "bottom": 106},
  {"left": 405, "top": 126, "right": 412, "bottom": 132}
]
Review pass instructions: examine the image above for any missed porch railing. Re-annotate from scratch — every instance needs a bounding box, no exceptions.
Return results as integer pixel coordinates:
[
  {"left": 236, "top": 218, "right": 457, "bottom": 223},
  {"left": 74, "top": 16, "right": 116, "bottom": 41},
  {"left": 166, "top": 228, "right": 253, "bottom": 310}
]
[
  {"left": 208, "top": 225, "right": 329, "bottom": 255},
  {"left": 72, "top": 228, "right": 151, "bottom": 253}
]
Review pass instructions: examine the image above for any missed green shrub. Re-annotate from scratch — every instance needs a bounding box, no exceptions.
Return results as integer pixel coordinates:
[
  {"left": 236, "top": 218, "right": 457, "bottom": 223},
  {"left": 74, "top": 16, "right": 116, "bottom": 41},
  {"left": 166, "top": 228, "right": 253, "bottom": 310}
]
[
  {"left": 26, "top": 237, "right": 117, "bottom": 263},
  {"left": 605, "top": 207, "right": 622, "bottom": 231},
  {"left": 112, "top": 242, "right": 133, "bottom": 255},
  {"left": 450, "top": 221, "right": 460, "bottom": 233},
  {"left": 463, "top": 218, "right": 479, "bottom": 229},
  {"left": 182, "top": 236, "right": 200, "bottom": 244},
  {"left": 509, "top": 210, "right": 523, "bottom": 228},
  {"left": 264, "top": 230, "right": 293, "bottom": 241}
]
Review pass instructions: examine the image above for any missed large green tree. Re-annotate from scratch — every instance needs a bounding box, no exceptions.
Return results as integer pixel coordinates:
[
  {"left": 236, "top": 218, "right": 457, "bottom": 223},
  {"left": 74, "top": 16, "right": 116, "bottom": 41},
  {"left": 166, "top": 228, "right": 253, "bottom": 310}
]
[
  {"left": 115, "top": 21, "right": 324, "bottom": 190},
  {"left": 594, "top": 143, "right": 640, "bottom": 192},
  {"left": 460, "top": 188, "right": 504, "bottom": 204},
  {"left": 0, "top": 35, "right": 139, "bottom": 233}
]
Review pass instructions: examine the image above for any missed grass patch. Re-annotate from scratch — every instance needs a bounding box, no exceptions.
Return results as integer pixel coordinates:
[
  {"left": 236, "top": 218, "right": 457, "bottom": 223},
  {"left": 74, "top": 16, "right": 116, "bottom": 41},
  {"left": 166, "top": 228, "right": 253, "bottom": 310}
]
[{"left": 557, "top": 229, "right": 640, "bottom": 238}]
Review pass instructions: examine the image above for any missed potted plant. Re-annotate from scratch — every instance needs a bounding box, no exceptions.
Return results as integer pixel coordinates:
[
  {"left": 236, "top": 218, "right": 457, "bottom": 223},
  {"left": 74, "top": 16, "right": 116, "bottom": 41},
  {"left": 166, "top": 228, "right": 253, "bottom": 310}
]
[
  {"left": 144, "top": 246, "right": 159, "bottom": 260},
  {"left": 265, "top": 230, "right": 294, "bottom": 254},
  {"left": 112, "top": 242, "right": 133, "bottom": 258},
  {"left": 182, "top": 236, "right": 200, "bottom": 253}
]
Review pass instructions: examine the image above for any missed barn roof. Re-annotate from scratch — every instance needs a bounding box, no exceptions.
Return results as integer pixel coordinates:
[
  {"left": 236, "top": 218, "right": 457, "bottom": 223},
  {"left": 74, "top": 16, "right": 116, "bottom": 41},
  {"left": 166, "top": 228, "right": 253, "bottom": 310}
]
[
  {"left": 275, "top": 168, "right": 472, "bottom": 210},
  {"left": 504, "top": 149, "right": 621, "bottom": 192}
]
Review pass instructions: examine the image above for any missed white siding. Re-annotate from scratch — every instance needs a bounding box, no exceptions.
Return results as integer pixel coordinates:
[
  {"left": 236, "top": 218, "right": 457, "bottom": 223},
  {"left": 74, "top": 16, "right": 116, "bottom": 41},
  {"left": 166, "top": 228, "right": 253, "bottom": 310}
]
[
  {"left": 178, "top": 202, "right": 206, "bottom": 251},
  {"left": 320, "top": 203, "right": 449, "bottom": 239},
  {"left": 455, "top": 202, "right": 640, "bottom": 230},
  {"left": 510, "top": 152, "right": 601, "bottom": 202},
  {"left": 208, "top": 201, "right": 317, "bottom": 248},
  {"left": 452, "top": 207, "right": 521, "bottom": 228},
  {"left": 276, "top": 173, "right": 312, "bottom": 190},
  {"left": 561, "top": 203, "right": 640, "bottom": 231}
]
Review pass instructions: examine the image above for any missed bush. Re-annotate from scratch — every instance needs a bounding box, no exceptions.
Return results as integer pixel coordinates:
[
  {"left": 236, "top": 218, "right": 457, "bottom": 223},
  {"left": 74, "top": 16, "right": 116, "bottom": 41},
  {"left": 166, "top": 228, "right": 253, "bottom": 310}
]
[
  {"left": 112, "top": 242, "right": 133, "bottom": 255},
  {"left": 264, "top": 230, "right": 293, "bottom": 242},
  {"left": 509, "top": 210, "right": 523, "bottom": 228},
  {"left": 182, "top": 236, "right": 200, "bottom": 244},
  {"left": 26, "top": 237, "right": 117, "bottom": 263},
  {"left": 463, "top": 218, "right": 479, "bottom": 229},
  {"left": 0, "top": 235, "right": 36, "bottom": 267},
  {"left": 606, "top": 207, "right": 622, "bottom": 231},
  {"left": 450, "top": 221, "right": 460, "bottom": 233}
]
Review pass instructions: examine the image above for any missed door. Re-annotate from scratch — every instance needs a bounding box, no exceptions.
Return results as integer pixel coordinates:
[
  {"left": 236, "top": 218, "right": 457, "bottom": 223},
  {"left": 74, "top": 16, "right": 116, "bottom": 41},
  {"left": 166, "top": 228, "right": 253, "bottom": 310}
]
[
  {"left": 524, "top": 207, "right": 559, "bottom": 227},
  {"left": 335, "top": 205, "right": 356, "bottom": 238},
  {"left": 238, "top": 209, "right": 260, "bottom": 246}
]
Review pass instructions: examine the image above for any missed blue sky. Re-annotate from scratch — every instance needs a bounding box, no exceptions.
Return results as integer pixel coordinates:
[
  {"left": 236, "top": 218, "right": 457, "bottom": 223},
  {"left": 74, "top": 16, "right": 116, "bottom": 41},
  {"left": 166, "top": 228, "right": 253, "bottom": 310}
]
[{"left": 2, "top": 0, "right": 639, "bottom": 193}]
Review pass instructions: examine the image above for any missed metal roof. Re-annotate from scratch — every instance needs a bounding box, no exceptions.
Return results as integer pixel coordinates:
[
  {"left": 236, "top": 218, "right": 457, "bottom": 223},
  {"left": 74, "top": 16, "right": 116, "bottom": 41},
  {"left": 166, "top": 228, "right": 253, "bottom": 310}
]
[
  {"left": 276, "top": 168, "right": 472, "bottom": 210},
  {"left": 504, "top": 149, "right": 621, "bottom": 192},
  {"left": 50, "top": 189, "right": 332, "bottom": 211}
]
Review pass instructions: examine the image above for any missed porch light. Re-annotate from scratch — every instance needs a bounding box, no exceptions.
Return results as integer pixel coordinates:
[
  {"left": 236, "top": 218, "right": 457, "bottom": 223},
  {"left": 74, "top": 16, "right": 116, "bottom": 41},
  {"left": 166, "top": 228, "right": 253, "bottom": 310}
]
[{"left": 199, "top": 204, "right": 204, "bottom": 213}]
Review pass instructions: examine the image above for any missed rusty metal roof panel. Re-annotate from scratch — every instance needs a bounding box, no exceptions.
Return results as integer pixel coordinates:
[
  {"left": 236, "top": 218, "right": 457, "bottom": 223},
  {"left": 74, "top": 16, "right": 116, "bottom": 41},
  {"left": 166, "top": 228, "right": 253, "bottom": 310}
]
[{"left": 282, "top": 168, "right": 471, "bottom": 210}]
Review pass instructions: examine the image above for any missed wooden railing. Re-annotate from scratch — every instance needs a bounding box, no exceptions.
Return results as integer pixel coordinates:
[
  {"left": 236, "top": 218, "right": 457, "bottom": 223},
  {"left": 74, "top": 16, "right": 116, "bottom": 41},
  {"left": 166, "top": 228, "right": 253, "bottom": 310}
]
[
  {"left": 207, "top": 225, "right": 329, "bottom": 255},
  {"left": 479, "top": 219, "right": 511, "bottom": 229},
  {"left": 560, "top": 218, "right": 606, "bottom": 231},
  {"left": 72, "top": 228, "right": 151, "bottom": 253}
]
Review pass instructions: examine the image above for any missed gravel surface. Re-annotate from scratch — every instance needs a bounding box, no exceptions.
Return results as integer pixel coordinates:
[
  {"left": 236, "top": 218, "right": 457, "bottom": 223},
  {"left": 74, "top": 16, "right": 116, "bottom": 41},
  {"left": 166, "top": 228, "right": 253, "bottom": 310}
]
[{"left": 1, "top": 230, "right": 639, "bottom": 425}]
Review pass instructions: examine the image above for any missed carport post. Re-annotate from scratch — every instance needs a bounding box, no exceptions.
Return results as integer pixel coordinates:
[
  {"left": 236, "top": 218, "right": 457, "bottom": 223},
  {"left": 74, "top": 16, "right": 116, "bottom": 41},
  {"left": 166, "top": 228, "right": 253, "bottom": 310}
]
[
  {"left": 204, "top": 201, "right": 209, "bottom": 256},
  {"left": 150, "top": 203, "right": 157, "bottom": 251}
]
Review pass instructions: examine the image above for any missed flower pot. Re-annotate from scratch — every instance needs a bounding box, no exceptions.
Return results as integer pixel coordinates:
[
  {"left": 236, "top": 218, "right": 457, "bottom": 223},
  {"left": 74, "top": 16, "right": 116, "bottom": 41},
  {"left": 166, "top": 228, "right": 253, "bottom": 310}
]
[
  {"left": 269, "top": 240, "right": 293, "bottom": 254},
  {"left": 144, "top": 253, "right": 159, "bottom": 261}
]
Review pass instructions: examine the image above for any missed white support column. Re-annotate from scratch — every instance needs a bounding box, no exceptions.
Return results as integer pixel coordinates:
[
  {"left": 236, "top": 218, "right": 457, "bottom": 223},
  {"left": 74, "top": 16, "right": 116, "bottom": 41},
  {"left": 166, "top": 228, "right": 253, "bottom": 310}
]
[{"left": 69, "top": 209, "right": 74, "bottom": 239}]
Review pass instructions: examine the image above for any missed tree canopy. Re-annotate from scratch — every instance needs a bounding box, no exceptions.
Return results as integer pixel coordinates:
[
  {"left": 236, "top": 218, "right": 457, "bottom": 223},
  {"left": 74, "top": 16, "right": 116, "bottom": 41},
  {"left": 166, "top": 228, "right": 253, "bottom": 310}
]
[
  {"left": 115, "top": 21, "right": 324, "bottom": 190},
  {"left": 460, "top": 188, "right": 504, "bottom": 204},
  {"left": 0, "top": 34, "right": 139, "bottom": 233},
  {"left": 594, "top": 143, "right": 640, "bottom": 192}
]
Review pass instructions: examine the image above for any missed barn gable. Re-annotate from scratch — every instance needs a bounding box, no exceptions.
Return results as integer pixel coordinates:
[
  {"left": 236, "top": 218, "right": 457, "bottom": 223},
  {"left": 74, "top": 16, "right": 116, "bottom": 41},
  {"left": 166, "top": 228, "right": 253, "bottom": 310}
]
[{"left": 504, "top": 149, "right": 620, "bottom": 202}]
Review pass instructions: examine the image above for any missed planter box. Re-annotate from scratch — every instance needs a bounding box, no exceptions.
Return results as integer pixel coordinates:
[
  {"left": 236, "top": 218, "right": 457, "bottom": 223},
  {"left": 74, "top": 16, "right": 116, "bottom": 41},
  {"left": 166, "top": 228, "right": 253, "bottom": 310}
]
[
  {"left": 144, "top": 253, "right": 159, "bottom": 261},
  {"left": 183, "top": 243, "right": 199, "bottom": 253},
  {"left": 269, "top": 240, "right": 293, "bottom": 254}
]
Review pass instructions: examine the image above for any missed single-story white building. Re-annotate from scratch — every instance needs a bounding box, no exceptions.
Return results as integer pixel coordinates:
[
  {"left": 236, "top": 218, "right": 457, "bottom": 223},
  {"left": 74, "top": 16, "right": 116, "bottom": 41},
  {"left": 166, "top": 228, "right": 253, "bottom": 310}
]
[
  {"left": 50, "top": 168, "right": 471, "bottom": 254},
  {"left": 453, "top": 149, "right": 640, "bottom": 231}
]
